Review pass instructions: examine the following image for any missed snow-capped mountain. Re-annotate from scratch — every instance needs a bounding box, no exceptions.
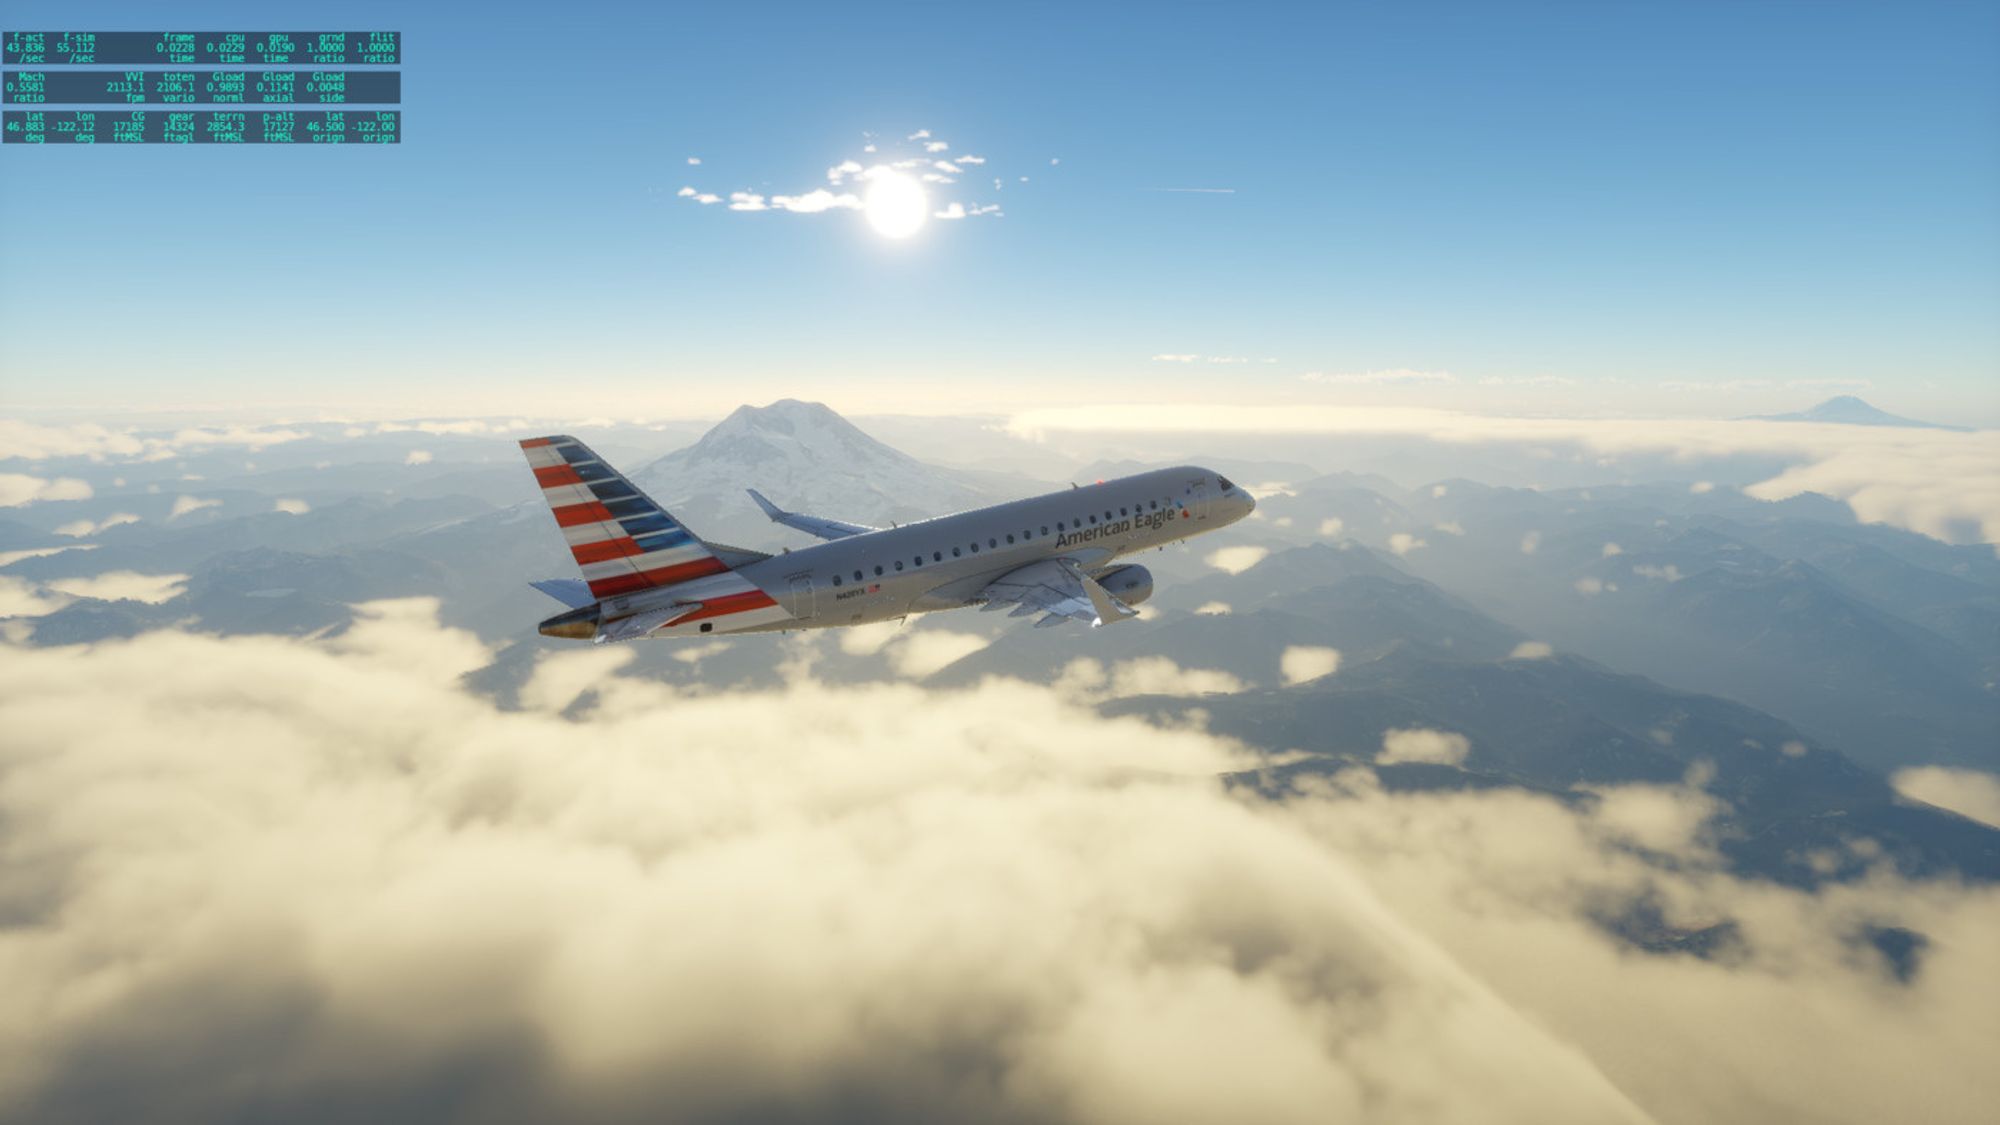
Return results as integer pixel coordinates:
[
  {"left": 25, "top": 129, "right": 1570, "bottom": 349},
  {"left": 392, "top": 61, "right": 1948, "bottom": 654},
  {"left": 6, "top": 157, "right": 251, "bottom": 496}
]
[
  {"left": 1743, "top": 395, "right": 1967, "bottom": 431},
  {"left": 629, "top": 400, "right": 1017, "bottom": 546}
]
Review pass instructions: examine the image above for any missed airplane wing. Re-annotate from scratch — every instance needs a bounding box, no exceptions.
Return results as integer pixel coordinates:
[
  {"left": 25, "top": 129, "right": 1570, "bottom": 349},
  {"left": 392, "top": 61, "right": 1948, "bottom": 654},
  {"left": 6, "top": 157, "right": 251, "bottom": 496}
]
[
  {"left": 747, "top": 489, "right": 878, "bottom": 541},
  {"left": 977, "top": 558, "right": 1140, "bottom": 628}
]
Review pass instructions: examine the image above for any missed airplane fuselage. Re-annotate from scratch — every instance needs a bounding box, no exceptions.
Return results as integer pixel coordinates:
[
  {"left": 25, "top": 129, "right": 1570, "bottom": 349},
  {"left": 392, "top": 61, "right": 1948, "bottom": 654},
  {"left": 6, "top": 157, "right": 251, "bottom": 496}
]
[{"left": 550, "top": 466, "right": 1255, "bottom": 639}]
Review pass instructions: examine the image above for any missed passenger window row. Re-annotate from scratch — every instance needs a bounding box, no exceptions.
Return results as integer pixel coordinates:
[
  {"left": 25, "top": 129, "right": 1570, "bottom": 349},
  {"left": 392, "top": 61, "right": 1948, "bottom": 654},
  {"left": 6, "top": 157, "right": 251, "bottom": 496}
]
[{"left": 824, "top": 495, "right": 1177, "bottom": 588}]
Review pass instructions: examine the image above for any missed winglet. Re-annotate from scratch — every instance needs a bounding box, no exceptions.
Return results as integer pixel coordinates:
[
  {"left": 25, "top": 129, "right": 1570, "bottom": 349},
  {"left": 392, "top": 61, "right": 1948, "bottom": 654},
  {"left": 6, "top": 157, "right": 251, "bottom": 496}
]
[
  {"left": 1080, "top": 572, "right": 1139, "bottom": 627},
  {"left": 747, "top": 488, "right": 786, "bottom": 522}
]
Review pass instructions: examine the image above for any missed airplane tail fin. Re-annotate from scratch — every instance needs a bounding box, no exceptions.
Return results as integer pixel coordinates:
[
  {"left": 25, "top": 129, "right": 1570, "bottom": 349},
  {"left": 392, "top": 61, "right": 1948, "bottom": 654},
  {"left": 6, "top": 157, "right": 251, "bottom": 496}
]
[{"left": 519, "top": 436, "right": 733, "bottom": 600}]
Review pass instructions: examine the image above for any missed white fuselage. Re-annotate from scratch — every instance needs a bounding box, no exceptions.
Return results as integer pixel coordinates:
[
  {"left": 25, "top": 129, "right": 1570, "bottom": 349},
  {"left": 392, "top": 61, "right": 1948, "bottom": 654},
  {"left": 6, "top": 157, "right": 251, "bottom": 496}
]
[{"left": 602, "top": 466, "right": 1255, "bottom": 637}]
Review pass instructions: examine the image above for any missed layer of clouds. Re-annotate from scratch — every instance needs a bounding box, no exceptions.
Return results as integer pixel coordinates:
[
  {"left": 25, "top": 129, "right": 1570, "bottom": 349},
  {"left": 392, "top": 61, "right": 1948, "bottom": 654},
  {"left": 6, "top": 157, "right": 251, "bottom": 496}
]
[
  {"left": 1005, "top": 405, "right": 2000, "bottom": 545},
  {"left": 0, "top": 419, "right": 305, "bottom": 462},
  {"left": 1508, "top": 641, "right": 1555, "bottom": 660},
  {"left": 0, "top": 609, "right": 1994, "bottom": 1123}
]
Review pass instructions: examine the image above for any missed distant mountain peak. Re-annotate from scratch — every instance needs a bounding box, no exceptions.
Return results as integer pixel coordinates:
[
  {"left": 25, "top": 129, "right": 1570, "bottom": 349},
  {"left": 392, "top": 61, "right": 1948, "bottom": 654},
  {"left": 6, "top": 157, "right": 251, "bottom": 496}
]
[
  {"left": 1743, "top": 396, "right": 1967, "bottom": 431},
  {"left": 629, "top": 401, "right": 997, "bottom": 542}
]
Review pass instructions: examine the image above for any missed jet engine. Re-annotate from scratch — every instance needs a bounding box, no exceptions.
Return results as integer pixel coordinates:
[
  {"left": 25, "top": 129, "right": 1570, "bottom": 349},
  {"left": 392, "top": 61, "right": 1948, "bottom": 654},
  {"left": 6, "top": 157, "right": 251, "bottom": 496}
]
[{"left": 1094, "top": 564, "right": 1154, "bottom": 606}]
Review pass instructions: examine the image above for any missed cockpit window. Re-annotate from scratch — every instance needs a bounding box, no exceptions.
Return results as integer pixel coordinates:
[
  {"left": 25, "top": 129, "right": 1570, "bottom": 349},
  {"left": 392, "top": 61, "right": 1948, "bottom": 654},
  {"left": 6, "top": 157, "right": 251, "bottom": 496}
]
[{"left": 1216, "top": 475, "right": 1235, "bottom": 491}]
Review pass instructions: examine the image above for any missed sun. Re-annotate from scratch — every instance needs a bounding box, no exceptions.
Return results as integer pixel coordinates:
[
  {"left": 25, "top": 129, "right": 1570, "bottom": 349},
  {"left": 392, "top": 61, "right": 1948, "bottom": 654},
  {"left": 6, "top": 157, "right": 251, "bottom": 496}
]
[{"left": 864, "top": 172, "right": 929, "bottom": 239}]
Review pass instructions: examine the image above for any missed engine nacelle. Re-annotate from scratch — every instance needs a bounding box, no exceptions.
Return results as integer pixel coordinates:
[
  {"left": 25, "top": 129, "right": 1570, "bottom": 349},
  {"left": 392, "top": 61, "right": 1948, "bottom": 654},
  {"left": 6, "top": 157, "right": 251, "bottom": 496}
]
[{"left": 1094, "top": 564, "right": 1154, "bottom": 606}]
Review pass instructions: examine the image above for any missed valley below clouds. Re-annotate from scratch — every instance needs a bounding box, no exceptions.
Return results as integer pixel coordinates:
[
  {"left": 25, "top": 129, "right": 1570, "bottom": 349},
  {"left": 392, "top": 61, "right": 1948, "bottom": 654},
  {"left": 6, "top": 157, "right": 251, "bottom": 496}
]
[{"left": 1, "top": 600, "right": 1996, "bottom": 1124}]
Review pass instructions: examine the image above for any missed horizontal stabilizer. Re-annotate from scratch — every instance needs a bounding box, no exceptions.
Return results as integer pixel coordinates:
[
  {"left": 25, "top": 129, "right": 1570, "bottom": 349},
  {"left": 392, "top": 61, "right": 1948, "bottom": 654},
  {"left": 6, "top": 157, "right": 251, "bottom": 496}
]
[
  {"left": 530, "top": 578, "right": 595, "bottom": 609},
  {"left": 746, "top": 488, "right": 877, "bottom": 542}
]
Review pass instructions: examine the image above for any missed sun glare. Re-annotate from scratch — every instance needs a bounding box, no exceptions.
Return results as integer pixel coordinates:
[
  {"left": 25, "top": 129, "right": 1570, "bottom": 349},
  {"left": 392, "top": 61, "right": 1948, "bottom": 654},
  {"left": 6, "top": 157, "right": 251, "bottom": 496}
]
[{"left": 865, "top": 172, "right": 928, "bottom": 239}]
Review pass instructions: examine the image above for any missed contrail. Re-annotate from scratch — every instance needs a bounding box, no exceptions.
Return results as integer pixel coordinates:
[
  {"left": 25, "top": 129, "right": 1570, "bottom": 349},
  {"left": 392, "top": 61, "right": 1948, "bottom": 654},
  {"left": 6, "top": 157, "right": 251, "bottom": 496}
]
[{"left": 1146, "top": 187, "right": 1236, "bottom": 193}]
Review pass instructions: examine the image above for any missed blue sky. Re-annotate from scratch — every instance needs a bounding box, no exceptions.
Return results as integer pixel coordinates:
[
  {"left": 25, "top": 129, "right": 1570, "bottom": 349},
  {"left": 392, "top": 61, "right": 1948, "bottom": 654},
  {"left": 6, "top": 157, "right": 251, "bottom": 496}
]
[{"left": 1, "top": 0, "right": 1995, "bottom": 421}]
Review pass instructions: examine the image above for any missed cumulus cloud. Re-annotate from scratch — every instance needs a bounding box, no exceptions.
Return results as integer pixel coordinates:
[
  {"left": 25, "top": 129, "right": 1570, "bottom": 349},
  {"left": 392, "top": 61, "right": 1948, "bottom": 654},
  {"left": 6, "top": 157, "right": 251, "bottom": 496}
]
[
  {"left": 1319, "top": 517, "right": 1345, "bottom": 538},
  {"left": 836, "top": 620, "right": 903, "bottom": 656},
  {"left": 836, "top": 625, "right": 989, "bottom": 677},
  {"left": 1602, "top": 543, "right": 1624, "bottom": 558},
  {"left": 53, "top": 512, "right": 139, "bottom": 537},
  {"left": 1575, "top": 576, "right": 1605, "bottom": 596},
  {"left": 1508, "top": 641, "right": 1555, "bottom": 661},
  {"left": 1388, "top": 532, "right": 1426, "bottom": 556},
  {"left": 771, "top": 189, "right": 862, "bottom": 213},
  {"left": 370, "top": 418, "right": 539, "bottom": 437},
  {"left": 888, "top": 630, "right": 989, "bottom": 678},
  {"left": 0, "top": 418, "right": 147, "bottom": 460},
  {"left": 1300, "top": 369, "right": 1455, "bottom": 386},
  {"left": 1062, "top": 655, "right": 1246, "bottom": 700},
  {"left": 690, "top": 131, "right": 1005, "bottom": 229},
  {"left": 0, "top": 575, "right": 74, "bottom": 617},
  {"left": 1581, "top": 780, "right": 1723, "bottom": 857},
  {"left": 1280, "top": 645, "right": 1341, "bottom": 686},
  {"left": 0, "top": 473, "right": 92, "bottom": 507},
  {"left": 1893, "top": 767, "right": 2000, "bottom": 829},
  {"left": 0, "top": 544, "right": 95, "bottom": 568},
  {"left": 1377, "top": 728, "right": 1471, "bottom": 766},
  {"left": 168, "top": 495, "right": 220, "bottom": 519},
  {"left": 404, "top": 450, "right": 433, "bottom": 466},
  {"left": 44, "top": 570, "right": 188, "bottom": 604},
  {"left": 274, "top": 498, "right": 310, "bottom": 515},
  {"left": 0, "top": 609, "right": 1994, "bottom": 1123},
  {"left": 1520, "top": 530, "right": 1542, "bottom": 555},
  {"left": 1194, "top": 601, "right": 1232, "bottom": 616},
  {"left": 1204, "top": 545, "right": 1268, "bottom": 574}
]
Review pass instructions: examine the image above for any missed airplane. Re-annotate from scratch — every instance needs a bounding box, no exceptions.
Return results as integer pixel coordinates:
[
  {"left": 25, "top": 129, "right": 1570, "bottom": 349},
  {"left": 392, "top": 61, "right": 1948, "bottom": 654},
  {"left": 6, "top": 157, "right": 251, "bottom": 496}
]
[{"left": 519, "top": 434, "right": 1256, "bottom": 642}]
